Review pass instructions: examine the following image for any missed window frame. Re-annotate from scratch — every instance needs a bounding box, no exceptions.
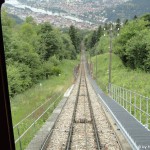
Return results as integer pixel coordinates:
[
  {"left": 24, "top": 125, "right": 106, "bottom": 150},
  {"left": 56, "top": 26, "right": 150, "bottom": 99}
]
[{"left": 0, "top": 1, "right": 15, "bottom": 149}]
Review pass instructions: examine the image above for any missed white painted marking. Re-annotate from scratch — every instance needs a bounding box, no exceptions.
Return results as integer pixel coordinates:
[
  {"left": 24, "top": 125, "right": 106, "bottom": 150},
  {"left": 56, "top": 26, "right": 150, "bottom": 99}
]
[
  {"left": 98, "top": 94, "right": 138, "bottom": 150},
  {"left": 64, "top": 84, "right": 74, "bottom": 97}
]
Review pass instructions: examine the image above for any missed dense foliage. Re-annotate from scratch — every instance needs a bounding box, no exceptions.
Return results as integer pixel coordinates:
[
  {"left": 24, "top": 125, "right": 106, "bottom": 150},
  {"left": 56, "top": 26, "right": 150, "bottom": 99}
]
[
  {"left": 84, "top": 15, "right": 150, "bottom": 72},
  {"left": 105, "top": 0, "right": 150, "bottom": 22},
  {"left": 2, "top": 9, "right": 80, "bottom": 97},
  {"left": 84, "top": 25, "right": 103, "bottom": 56},
  {"left": 114, "top": 14, "right": 150, "bottom": 72}
]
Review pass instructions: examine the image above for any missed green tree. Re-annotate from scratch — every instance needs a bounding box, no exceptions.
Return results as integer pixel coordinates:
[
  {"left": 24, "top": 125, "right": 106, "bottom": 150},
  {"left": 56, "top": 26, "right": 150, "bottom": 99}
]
[
  {"left": 97, "top": 25, "right": 103, "bottom": 41},
  {"left": 90, "top": 30, "right": 97, "bottom": 48},
  {"left": 125, "top": 30, "right": 150, "bottom": 71},
  {"left": 61, "top": 34, "right": 77, "bottom": 59},
  {"left": 116, "top": 18, "right": 121, "bottom": 31},
  {"left": 39, "top": 22, "right": 53, "bottom": 35},
  {"left": 7, "top": 63, "right": 32, "bottom": 97},
  {"left": 69, "top": 25, "right": 78, "bottom": 52},
  {"left": 124, "top": 19, "right": 128, "bottom": 25},
  {"left": 114, "top": 17, "right": 150, "bottom": 72},
  {"left": 39, "top": 29, "right": 64, "bottom": 60},
  {"left": 25, "top": 16, "right": 36, "bottom": 25},
  {"left": 114, "top": 19, "right": 148, "bottom": 64}
]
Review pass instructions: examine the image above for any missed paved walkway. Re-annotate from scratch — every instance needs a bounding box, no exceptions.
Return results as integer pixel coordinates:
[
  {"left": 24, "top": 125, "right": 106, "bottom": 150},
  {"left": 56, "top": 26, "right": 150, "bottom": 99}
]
[{"left": 88, "top": 74, "right": 150, "bottom": 150}]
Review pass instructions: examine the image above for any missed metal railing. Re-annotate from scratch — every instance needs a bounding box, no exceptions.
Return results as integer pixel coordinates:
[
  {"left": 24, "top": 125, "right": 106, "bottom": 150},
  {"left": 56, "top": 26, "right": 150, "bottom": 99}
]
[
  {"left": 13, "top": 92, "right": 63, "bottom": 150},
  {"left": 108, "top": 83, "right": 150, "bottom": 130}
]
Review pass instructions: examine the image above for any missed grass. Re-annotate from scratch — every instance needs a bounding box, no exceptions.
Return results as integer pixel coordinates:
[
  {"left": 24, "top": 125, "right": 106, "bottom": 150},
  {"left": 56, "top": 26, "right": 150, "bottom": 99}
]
[
  {"left": 91, "top": 53, "right": 150, "bottom": 97},
  {"left": 10, "top": 58, "right": 79, "bottom": 149}
]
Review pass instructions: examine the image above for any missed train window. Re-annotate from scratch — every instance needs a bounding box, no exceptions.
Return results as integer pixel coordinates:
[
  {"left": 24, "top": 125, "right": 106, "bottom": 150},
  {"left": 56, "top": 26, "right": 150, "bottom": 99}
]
[{"left": 1, "top": 0, "right": 150, "bottom": 150}]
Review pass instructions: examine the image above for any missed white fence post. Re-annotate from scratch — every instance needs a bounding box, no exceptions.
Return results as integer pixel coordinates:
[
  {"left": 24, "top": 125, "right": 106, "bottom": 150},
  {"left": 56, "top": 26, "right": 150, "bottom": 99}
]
[
  {"left": 146, "top": 98, "right": 149, "bottom": 128},
  {"left": 130, "top": 91, "right": 131, "bottom": 114},
  {"left": 109, "top": 84, "right": 150, "bottom": 130},
  {"left": 134, "top": 93, "right": 136, "bottom": 118},
  {"left": 17, "top": 125, "right": 22, "bottom": 150},
  {"left": 140, "top": 95, "right": 142, "bottom": 123}
]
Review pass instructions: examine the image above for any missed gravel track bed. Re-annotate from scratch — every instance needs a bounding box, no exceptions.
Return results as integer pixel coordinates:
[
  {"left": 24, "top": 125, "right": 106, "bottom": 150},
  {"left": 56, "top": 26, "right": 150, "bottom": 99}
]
[
  {"left": 71, "top": 74, "right": 97, "bottom": 149},
  {"left": 71, "top": 124, "right": 97, "bottom": 150},
  {"left": 46, "top": 66, "right": 120, "bottom": 150},
  {"left": 46, "top": 77, "right": 80, "bottom": 150},
  {"left": 86, "top": 77, "right": 120, "bottom": 150},
  {"left": 79, "top": 86, "right": 87, "bottom": 96},
  {"left": 75, "top": 96, "right": 91, "bottom": 123}
]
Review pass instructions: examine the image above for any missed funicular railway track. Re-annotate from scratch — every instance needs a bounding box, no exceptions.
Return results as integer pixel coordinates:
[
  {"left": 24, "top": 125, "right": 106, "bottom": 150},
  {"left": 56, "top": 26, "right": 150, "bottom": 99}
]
[
  {"left": 65, "top": 63, "right": 101, "bottom": 150},
  {"left": 43, "top": 55, "right": 121, "bottom": 150}
]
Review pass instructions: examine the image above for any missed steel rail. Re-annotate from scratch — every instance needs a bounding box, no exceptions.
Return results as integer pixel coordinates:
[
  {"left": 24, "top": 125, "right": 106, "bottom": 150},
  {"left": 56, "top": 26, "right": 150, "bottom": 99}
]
[
  {"left": 83, "top": 84, "right": 88, "bottom": 150},
  {"left": 66, "top": 62, "right": 101, "bottom": 150},
  {"left": 40, "top": 63, "right": 82, "bottom": 150},
  {"left": 40, "top": 95, "right": 68, "bottom": 150},
  {"left": 84, "top": 70, "right": 101, "bottom": 150},
  {"left": 65, "top": 64, "right": 82, "bottom": 150}
]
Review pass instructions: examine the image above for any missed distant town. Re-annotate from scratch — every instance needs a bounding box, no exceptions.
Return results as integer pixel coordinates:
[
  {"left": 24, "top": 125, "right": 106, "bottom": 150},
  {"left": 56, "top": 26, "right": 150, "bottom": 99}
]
[{"left": 4, "top": 0, "right": 129, "bottom": 29}]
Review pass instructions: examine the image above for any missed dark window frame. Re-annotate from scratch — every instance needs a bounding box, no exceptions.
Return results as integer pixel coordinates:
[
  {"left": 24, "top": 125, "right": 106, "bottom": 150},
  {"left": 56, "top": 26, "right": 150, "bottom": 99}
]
[{"left": 0, "top": 0, "right": 15, "bottom": 149}]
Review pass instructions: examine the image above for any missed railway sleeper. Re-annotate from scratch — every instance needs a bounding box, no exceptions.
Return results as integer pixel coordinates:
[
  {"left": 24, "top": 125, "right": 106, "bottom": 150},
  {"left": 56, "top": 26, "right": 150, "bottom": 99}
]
[{"left": 75, "top": 118, "right": 92, "bottom": 123}]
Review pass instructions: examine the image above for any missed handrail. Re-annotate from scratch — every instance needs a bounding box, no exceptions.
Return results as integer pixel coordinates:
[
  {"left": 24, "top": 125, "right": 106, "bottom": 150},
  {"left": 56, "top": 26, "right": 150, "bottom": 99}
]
[
  {"left": 109, "top": 83, "right": 150, "bottom": 100},
  {"left": 109, "top": 83, "right": 150, "bottom": 129},
  {"left": 15, "top": 94, "right": 63, "bottom": 144},
  {"left": 13, "top": 93, "right": 57, "bottom": 129}
]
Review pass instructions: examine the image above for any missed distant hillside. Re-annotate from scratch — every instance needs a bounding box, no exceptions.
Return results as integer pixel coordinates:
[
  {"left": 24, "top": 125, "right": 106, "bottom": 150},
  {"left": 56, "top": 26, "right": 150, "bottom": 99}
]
[
  {"left": 105, "top": 0, "right": 150, "bottom": 21},
  {"left": 7, "top": 0, "right": 150, "bottom": 23},
  {"left": 8, "top": 14, "right": 24, "bottom": 24}
]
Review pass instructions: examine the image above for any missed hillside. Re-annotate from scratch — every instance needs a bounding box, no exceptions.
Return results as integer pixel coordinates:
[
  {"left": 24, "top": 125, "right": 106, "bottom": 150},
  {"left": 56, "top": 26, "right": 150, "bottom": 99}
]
[
  {"left": 17, "top": 0, "right": 150, "bottom": 23},
  {"left": 8, "top": 13, "right": 23, "bottom": 24},
  {"left": 11, "top": 58, "right": 79, "bottom": 149},
  {"left": 105, "top": 0, "right": 150, "bottom": 21},
  {"left": 91, "top": 53, "right": 150, "bottom": 97},
  {"left": 5, "top": 0, "right": 150, "bottom": 25}
]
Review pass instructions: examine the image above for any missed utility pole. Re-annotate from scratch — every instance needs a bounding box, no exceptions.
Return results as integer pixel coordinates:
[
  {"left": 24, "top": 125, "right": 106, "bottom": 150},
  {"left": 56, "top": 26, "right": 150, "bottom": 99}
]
[
  {"left": 104, "top": 25, "right": 119, "bottom": 94},
  {"left": 108, "top": 24, "right": 113, "bottom": 94},
  {"left": 89, "top": 53, "right": 92, "bottom": 76},
  {"left": 96, "top": 52, "right": 97, "bottom": 81}
]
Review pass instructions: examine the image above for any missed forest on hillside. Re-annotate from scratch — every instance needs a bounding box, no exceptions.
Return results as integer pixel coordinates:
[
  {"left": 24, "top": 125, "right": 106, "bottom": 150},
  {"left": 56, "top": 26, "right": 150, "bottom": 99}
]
[
  {"left": 2, "top": 9, "right": 83, "bottom": 97},
  {"left": 2, "top": 7, "right": 150, "bottom": 97},
  {"left": 105, "top": 0, "right": 150, "bottom": 21},
  {"left": 84, "top": 14, "right": 150, "bottom": 72}
]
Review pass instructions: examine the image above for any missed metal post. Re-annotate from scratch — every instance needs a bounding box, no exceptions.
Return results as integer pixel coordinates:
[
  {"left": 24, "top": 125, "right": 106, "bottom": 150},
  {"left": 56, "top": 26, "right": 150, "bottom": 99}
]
[
  {"left": 119, "top": 88, "right": 121, "bottom": 104},
  {"left": 116, "top": 86, "right": 118, "bottom": 102},
  {"left": 118, "top": 86, "right": 119, "bottom": 103},
  {"left": 126, "top": 90, "right": 127, "bottom": 110},
  {"left": 118, "top": 86, "right": 120, "bottom": 103},
  {"left": 90, "top": 54, "right": 91, "bottom": 76},
  {"left": 113, "top": 85, "right": 115, "bottom": 100},
  {"left": 17, "top": 126, "right": 22, "bottom": 150},
  {"left": 108, "top": 25, "right": 113, "bottom": 94},
  {"left": 120, "top": 87, "right": 121, "bottom": 105},
  {"left": 146, "top": 98, "right": 149, "bottom": 128},
  {"left": 134, "top": 93, "right": 136, "bottom": 118},
  {"left": 140, "top": 95, "right": 142, "bottom": 123},
  {"left": 96, "top": 53, "right": 97, "bottom": 81},
  {"left": 117, "top": 86, "right": 119, "bottom": 103},
  {"left": 123, "top": 88, "right": 125, "bottom": 107},
  {"left": 53, "top": 101, "right": 55, "bottom": 110},
  {"left": 130, "top": 91, "right": 132, "bottom": 114},
  {"left": 115, "top": 86, "right": 117, "bottom": 101}
]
